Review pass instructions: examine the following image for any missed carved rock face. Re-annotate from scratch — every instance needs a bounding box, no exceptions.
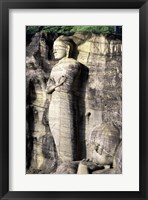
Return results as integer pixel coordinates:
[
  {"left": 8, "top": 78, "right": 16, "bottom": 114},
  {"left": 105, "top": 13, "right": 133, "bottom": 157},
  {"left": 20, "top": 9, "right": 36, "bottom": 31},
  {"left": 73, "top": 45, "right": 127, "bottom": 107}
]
[
  {"left": 48, "top": 57, "right": 81, "bottom": 162},
  {"left": 26, "top": 69, "right": 48, "bottom": 170},
  {"left": 113, "top": 141, "right": 122, "bottom": 173},
  {"left": 26, "top": 32, "right": 52, "bottom": 73},
  {"left": 89, "top": 122, "right": 121, "bottom": 165},
  {"left": 55, "top": 162, "right": 78, "bottom": 174},
  {"left": 26, "top": 32, "right": 122, "bottom": 174},
  {"left": 53, "top": 41, "right": 67, "bottom": 60},
  {"left": 77, "top": 162, "right": 89, "bottom": 174}
]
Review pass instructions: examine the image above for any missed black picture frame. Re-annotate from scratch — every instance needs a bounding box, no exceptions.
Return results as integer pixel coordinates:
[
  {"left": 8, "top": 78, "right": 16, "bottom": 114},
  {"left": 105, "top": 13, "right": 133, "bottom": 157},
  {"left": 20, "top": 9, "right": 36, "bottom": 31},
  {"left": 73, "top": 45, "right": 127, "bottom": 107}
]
[{"left": 0, "top": 0, "right": 147, "bottom": 199}]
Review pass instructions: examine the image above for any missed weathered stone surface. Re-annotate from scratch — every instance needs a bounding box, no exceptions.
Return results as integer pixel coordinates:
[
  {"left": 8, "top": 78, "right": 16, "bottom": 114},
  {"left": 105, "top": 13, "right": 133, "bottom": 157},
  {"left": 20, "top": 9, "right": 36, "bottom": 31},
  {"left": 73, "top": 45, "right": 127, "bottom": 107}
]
[
  {"left": 47, "top": 57, "right": 82, "bottom": 162},
  {"left": 77, "top": 159, "right": 104, "bottom": 174},
  {"left": 89, "top": 122, "right": 121, "bottom": 165},
  {"left": 75, "top": 34, "right": 122, "bottom": 65},
  {"left": 77, "top": 161, "right": 89, "bottom": 174},
  {"left": 26, "top": 69, "right": 48, "bottom": 170},
  {"left": 55, "top": 162, "right": 78, "bottom": 174},
  {"left": 113, "top": 141, "right": 122, "bottom": 173},
  {"left": 26, "top": 69, "right": 46, "bottom": 134},
  {"left": 26, "top": 32, "right": 57, "bottom": 72},
  {"left": 92, "top": 168, "right": 115, "bottom": 174},
  {"left": 26, "top": 32, "right": 122, "bottom": 174}
]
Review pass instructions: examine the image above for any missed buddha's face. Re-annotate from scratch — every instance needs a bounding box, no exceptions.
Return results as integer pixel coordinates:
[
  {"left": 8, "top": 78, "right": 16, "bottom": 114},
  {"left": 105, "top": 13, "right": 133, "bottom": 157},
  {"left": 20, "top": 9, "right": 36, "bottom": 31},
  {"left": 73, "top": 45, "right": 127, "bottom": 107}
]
[
  {"left": 53, "top": 41, "right": 67, "bottom": 60},
  {"left": 92, "top": 145, "right": 113, "bottom": 165}
]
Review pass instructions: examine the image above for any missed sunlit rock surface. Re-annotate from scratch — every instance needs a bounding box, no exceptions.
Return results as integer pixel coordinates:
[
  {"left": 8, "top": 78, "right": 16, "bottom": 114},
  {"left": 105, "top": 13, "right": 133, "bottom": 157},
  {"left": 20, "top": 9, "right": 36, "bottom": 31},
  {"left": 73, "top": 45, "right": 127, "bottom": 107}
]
[
  {"left": 113, "top": 141, "right": 122, "bottom": 173},
  {"left": 26, "top": 32, "right": 122, "bottom": 174}
]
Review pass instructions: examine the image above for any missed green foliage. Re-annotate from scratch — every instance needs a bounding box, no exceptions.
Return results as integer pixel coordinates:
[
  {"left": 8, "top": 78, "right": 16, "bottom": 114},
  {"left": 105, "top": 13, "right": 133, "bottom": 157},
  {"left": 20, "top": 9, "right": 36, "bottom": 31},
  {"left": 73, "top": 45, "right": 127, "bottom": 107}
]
[
  {"left": 26, "top": 26, "right": 121, "bottom": 36},
  {"left": 70, "top": 26, "right": 114, "bottom": 34},
  {"left": 26, "top": 26, "right": 41, "bottom": 35},
  {"left": 42, "top": 26, "right": 74, "bottom": 33}
]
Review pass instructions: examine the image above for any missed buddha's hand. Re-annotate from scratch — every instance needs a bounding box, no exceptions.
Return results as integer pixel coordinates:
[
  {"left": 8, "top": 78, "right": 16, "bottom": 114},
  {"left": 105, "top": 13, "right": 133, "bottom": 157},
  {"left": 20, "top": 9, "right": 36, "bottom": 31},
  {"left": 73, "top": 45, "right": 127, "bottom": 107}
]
[
  {"left": 46, "top": 78, "right": 56, "bottom": 94},
  {"left": 46, "top": 85, "right": 56, "bottom": 94},
  {"left": 57, "top": 75, "right": 67, "bottom": 87}
]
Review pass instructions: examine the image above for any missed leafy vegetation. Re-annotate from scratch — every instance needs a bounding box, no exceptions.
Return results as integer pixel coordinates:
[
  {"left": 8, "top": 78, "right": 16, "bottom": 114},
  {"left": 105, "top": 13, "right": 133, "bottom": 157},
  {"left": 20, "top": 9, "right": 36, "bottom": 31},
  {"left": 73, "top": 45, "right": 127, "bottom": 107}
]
[
  {"left": 26, "top": 26, "right": 122, "bottom": 36},
  {"left": 26, "top": 26, "right": 41, "bottom": 34}
]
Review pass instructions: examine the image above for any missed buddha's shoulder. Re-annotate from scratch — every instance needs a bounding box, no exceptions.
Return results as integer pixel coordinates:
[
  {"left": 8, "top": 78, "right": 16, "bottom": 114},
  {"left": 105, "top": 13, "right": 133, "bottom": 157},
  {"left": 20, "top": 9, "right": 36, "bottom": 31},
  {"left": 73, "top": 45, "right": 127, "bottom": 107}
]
[{"left": 61, "top": 58, "right": 80, "bottom": 66}]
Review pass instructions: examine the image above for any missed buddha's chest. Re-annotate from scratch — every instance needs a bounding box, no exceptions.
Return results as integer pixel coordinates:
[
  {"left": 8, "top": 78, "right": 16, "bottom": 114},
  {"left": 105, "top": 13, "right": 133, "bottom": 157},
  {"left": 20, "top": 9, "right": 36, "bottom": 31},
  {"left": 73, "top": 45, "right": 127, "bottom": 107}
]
[{"left": 50, "top": 63, "right": 71, "bottom": 83}]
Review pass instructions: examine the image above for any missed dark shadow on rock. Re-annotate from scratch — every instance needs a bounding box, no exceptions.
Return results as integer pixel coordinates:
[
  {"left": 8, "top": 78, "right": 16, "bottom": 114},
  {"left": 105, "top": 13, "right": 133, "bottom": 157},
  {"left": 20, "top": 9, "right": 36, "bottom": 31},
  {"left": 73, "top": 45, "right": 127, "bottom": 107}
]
[
  {"left": 74, "top": 63, "right": 89, "bottom": 160},
  {"left": 26, "top": 78, "right": 37, "bottom": 169},
  {"left": 26, "top": 105, "right": 34, "bottom": 169}
]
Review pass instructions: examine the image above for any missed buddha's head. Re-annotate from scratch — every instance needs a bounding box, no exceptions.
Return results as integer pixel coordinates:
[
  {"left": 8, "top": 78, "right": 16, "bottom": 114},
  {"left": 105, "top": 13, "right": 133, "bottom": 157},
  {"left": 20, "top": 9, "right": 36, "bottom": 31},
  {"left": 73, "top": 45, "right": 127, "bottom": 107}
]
[
  {"left": 53, "top": 36, "right": 73, "bottom": 60},
  {"left": 89, "top": 122, "right": 121, "bottom": 166}
]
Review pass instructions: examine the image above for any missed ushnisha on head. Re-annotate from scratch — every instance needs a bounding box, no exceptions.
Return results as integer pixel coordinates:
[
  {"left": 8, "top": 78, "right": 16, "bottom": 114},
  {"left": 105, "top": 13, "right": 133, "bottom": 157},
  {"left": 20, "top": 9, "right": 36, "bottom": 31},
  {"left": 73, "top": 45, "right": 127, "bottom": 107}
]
[{"left": 53, "top": 36, "right": 74, "bottom": 60}]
